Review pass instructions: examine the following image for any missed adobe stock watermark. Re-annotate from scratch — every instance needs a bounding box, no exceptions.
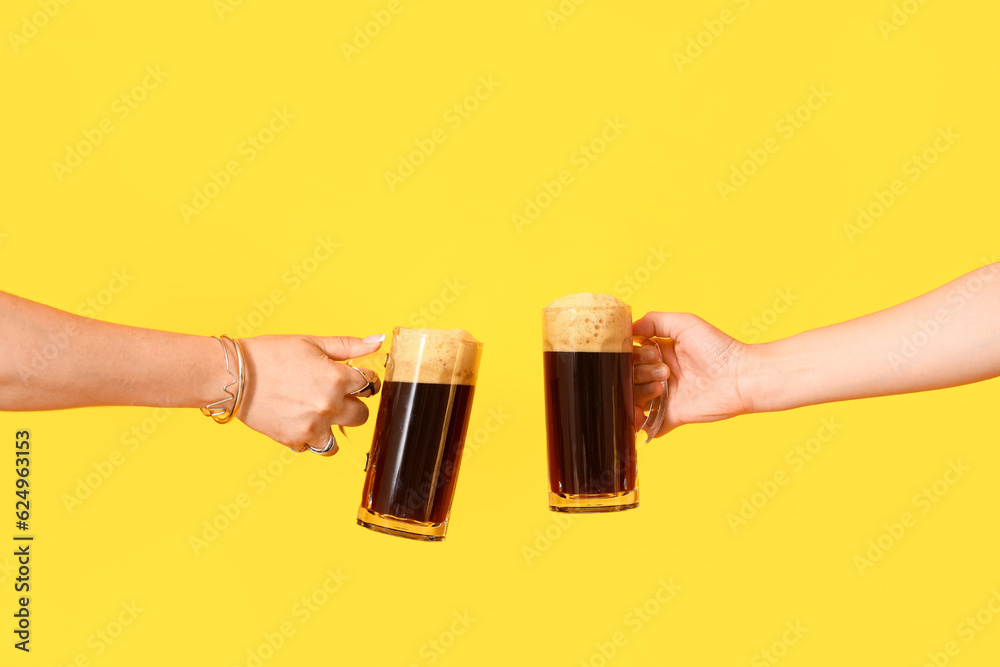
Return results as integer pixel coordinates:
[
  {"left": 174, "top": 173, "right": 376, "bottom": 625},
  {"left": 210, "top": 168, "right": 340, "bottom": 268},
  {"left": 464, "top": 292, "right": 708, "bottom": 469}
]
[
  {"left": 750, "top": 620, "right": 809, "bottom": 667},
  {"left": 662, "top": 335, "right": 739, "bottom": 404},
  {"left": 405, "top": 611, "right": 477, "bottom": 667},
  {"left": 232, "top": 568, "right": 350, "bottom": 667},
  {"left": 521, "top": 512, "right": 574, "bottom": 565},
  {"left": 545, "top": 0, "right": 589, "bottom": 31},
  {"left": 843, "top": 126, "right": 959, "bottom": 243},
  {"left": 916, "top": 588, "right": 1000, "bottom": 667},
  {"left": 340, "top": 0, "right": 415, "bottom": 62},
  {"left": 578, "top": 578, "right": 682, "bottom": 667},
  {"left": 727, "top": 417, "right": 843, "bottom": 534},
  {"left": 0, "top": 556, "right": 16, "bottom": 585},
  {"left": 384, "top": 75, "right": 501, "bottom": 192},
  {"left": 15, "top": 267, "right": 133, "bottom": 384},
  {"left": 673, "top": 0, "right": 754, "bottom": 72},
  {"left": 8, "top": 0, "right": 72, "bottom": 54},
  {"left": 877, "top": 0, "right": 931, "bottom": 40},
  {"left": 62, "top": 408, "right": 174, "bottom": 514},
  {"left": 54, "top": 600, "right": 145, "bottom": 666},
  {"left": 854, "top": 459, "right": 969, "bottom": 575},
  {"left": 887, "top": 257, "right": 996, "bottom": 371},
  {"left": 407, "top": 277, "right": 467, "bottom": 328},
  {"left": 213, "top": 0, "right": 246, "bottom": 21},
  {"left": 463, "top": 407, "right": 511, "bottom": 463},
  {"left": 189, "top": 447, "right": 302, "bottom": 556},
  {"left": 179, "top": 107, "right": 295, "bottom": 223},
  {"left": 76, "top": 268, "right": 134, "bottom": 318},
  {"left": 15, "top": 323, "right": 79, "bottom": 384},
  {"left": 52, "top": 66, "right": 169, "bottom": 183},
  {"left": 614, "top": 246, "right": 672, "bottom": 301},
  {"left": 512, "top": 116, "right": 628, "bottom": 233},
  {"left": 739, "top": 288, "right": 798, "bottom": 343},
  {"left": 232, "top": 235, "right": 339, "bottom": 338},
  {"left": 716, "top": 85, "right": 833, "bottom": 202}
]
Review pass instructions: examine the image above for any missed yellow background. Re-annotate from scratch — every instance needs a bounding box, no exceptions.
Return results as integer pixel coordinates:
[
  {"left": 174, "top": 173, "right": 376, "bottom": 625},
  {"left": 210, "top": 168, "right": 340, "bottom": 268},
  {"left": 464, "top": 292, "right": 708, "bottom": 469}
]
[{"left": 2, "top": 0, "right": 999, "bottom": 665}]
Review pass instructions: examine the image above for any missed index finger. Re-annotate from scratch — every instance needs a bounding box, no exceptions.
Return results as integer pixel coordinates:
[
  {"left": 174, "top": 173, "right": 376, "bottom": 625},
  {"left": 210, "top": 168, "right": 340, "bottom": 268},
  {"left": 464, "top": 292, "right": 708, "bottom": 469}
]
[{"left": 632, "top": 311, "right": 695, "bottom": 340}]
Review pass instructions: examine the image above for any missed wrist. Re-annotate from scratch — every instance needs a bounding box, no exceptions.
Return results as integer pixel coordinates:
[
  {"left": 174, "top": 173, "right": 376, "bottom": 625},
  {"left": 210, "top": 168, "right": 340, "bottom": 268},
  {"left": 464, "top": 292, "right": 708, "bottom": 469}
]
[
  {"left": 735, "top": 342, "right": 771, "bottom": 415},
  {"left": 739, "top": 337, "right": 821, "bottom": 414},
  {"left": 195, "top": 336, "right": 237, "bottom": 410}
]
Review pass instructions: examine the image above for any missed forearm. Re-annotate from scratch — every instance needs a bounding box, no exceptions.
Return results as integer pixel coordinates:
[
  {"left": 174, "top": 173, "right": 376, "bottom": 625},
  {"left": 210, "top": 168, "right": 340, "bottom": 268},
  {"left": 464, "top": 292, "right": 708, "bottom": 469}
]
[
  {"left": 0, "top": 292, "right": 226, "bottom": 411},
  {"left": 743, "top": 263, "right": 1000, "bottom": 412}
]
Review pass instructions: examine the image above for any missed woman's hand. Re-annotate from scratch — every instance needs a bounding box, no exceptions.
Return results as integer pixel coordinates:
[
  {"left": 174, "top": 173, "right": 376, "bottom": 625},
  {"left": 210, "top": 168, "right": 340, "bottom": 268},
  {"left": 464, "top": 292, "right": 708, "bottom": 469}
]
[
  {"left": 632, "top": 313, "right": 752, "bottom": 438},
  {"left": 237, "top": 334, "right": 384, "bottom": 455}
]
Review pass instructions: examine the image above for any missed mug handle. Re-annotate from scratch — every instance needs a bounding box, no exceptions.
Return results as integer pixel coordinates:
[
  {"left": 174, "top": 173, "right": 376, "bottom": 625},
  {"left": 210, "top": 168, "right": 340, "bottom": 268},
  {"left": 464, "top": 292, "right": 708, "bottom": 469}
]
[
  {"left": 632, "top": 336, "right": 669, "bottom": 444},
  {"left": 340, "top": 343, "right": 391, "bottom": 469}
]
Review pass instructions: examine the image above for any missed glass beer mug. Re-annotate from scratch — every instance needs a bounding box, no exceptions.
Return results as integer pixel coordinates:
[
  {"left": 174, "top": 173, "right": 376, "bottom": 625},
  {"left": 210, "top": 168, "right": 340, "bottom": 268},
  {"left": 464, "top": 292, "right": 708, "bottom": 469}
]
[
  {"left": 356, "top": 327, "right": 483, "bottom": 541},
  {"left": 543, "top": 293, "right": 666, "bottom": 513}
]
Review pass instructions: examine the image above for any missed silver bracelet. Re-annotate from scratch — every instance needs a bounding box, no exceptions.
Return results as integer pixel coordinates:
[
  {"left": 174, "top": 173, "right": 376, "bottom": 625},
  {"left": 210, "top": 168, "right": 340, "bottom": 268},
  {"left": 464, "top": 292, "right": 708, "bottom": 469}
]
[{"left": 201, "top": 336, "right": 243, "bottom": 423}]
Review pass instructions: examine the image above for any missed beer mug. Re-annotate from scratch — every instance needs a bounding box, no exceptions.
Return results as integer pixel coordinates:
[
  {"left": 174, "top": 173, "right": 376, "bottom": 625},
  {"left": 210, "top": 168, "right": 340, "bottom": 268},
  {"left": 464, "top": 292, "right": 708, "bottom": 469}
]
[
  {"left": 543, "top": 293, "right": 666, "bottom": 513},
  {"left": 356, "top": 327, "right": 483, "bottom": 541}
]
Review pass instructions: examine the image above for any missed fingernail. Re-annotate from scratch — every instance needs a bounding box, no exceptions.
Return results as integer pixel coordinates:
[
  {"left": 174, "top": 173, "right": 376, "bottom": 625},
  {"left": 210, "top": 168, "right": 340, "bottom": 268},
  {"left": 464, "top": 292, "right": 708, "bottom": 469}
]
[
  {"left": 639, "top": 347, "right": 656, "bottom": 362},
  {"left": 363, "top": 333, "right": 385, "bottom": 344},
  {"left": 652, "top": 366, "right": 668, "bottom": 380}
]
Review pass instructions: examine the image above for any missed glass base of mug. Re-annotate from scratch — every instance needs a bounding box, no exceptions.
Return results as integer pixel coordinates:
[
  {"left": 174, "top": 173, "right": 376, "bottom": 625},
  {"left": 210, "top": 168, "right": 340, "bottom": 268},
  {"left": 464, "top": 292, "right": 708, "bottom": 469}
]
[
  {"left": 549, "top": 489, "right": 639, "bottom": 513},
  {"left": 356, "top": 506, "right": 447, "bottom": 542}
]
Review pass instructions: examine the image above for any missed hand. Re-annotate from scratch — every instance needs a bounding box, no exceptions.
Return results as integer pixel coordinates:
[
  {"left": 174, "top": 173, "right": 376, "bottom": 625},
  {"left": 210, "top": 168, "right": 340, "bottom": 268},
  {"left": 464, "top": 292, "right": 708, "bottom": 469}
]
[
  {"left": 236, "top": 334, "right": 385, "bottom": 455},
  {"left": 632, "top": 313, "right": 751, "bottom": 438}
]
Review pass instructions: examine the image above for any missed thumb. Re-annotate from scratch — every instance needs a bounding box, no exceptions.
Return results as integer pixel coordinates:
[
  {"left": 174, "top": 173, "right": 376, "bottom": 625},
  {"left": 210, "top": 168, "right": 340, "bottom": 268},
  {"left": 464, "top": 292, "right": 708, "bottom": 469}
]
[
  {"left": 312, "top": 333, "right": 385, "bottom": 361},
  {"left": 632, "top": 312, "right": 696, "bottom": 340}
]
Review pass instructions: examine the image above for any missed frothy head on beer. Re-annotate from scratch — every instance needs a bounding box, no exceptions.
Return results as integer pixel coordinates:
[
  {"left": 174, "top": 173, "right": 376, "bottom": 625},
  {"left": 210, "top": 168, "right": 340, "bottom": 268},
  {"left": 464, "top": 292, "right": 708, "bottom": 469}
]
[
  {"left": 543, "top": 293, "right": 632, "bottom": 353},
  {"left": 387, "top": 327, "right": 482, "bottom": 385}
]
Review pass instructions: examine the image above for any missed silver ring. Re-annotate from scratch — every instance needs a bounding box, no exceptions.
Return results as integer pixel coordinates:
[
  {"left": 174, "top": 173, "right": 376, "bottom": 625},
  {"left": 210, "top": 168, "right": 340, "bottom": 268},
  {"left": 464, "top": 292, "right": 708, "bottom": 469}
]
[
  {"left": 308, "top": 432, "right": 337, "bottom": 455},
  {"left": 347, "top": 364, "right": 378, "bottom": 397}
]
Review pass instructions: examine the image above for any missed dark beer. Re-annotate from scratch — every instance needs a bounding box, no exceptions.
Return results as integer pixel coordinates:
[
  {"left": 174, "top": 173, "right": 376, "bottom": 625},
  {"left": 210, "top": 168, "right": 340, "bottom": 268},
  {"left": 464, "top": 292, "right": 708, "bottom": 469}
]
[
  {"left": 544, "top": 351, "right": 635, "bottom": 497},
  {"left": 362, "top": 380, "right": 475, "bottom": 525},
  {"left": 357, "top": 327, "right": 482, "bottom": 541},
  {"left": 543, "top": 293, "right": 638, "bottom": 513}
]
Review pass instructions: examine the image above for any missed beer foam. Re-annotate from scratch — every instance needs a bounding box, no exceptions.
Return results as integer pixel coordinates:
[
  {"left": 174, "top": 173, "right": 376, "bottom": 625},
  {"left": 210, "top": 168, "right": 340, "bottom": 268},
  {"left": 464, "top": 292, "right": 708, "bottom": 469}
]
[
  {"left": 543, "top": 292, "right": 632, "bottom": 353},
  {"left": 386, "top": 328, "right": 482, "bottom": 385}
]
